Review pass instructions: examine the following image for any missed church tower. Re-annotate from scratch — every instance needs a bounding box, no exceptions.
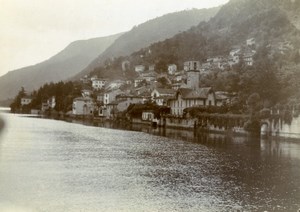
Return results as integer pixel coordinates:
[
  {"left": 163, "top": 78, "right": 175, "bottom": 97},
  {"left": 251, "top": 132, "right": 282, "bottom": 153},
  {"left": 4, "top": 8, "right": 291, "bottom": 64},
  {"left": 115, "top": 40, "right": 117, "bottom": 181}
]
[{"left": 187, "top": 70, "right": 200, "bottom": 90}]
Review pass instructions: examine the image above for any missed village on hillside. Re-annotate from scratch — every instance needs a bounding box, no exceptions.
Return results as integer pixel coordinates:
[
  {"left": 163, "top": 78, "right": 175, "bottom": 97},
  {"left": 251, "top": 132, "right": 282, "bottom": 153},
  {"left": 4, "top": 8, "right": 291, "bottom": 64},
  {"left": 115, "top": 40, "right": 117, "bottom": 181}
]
[{"left": 15, "top": 37, "right": 297, "bottom": 135}]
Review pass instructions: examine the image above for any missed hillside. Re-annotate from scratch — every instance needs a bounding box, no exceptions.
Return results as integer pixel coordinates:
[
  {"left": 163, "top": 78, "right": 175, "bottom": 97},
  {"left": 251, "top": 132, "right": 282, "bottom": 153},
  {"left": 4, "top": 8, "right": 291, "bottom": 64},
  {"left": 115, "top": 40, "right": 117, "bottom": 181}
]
[
  {"left": 88, "top": 0, "right": 300, "bottom": 104},
  {"left": 90, "top": 0, "right": 299, "bottom": 71},
  {"left": 74, "top": 7, "right": 220, "bottom": 79},
  {"left": 0, "top": 33, "right": 122, "bottom": 100}
]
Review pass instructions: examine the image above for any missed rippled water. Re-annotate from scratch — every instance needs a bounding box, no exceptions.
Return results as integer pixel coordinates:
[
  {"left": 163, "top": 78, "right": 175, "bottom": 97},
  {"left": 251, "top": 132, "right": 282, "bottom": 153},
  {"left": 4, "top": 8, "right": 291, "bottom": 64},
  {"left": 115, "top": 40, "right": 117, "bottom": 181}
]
[{"left": 0, "top": 110, "right": 299, "bottom": 211}]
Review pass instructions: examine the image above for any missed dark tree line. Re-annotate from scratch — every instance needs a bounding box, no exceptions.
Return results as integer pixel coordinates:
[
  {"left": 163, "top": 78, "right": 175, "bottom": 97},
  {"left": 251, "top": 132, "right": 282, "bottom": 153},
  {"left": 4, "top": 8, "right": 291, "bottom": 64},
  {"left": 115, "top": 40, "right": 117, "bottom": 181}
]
[{"left": 10, "top": 81, "right": 82, "bottom": 113}]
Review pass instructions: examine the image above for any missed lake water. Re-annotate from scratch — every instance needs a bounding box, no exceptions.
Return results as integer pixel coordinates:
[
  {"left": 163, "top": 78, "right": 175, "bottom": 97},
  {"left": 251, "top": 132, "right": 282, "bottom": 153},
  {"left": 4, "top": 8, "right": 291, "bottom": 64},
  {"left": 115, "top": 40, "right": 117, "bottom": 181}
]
[{"left": 0, "top": 109, "right": 300, "bottom": 211}]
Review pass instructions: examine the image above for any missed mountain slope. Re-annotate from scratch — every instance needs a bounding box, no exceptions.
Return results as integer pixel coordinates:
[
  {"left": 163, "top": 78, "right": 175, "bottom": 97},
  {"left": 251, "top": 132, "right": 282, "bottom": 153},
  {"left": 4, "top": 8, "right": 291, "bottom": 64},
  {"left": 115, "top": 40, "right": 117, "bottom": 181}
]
[
  {"left": 135, "top": 0, "right": 300, "bottom": 64},
  {"left": 86, "top": 0, "right": 300, "bottom": 105},
  {"left": 74, "top": 7, "right": 221, "bottom": 79},
  {"left": 0, "top": 33, "right": 122, "bottom": 100}
]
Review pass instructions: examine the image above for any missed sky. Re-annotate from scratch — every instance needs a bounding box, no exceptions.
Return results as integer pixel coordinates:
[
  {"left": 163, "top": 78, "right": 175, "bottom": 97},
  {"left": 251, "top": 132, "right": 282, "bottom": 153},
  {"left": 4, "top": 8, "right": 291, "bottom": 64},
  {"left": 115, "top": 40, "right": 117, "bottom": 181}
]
[{"left": 0, "top": 0, "right": 229, "bottom": 77}]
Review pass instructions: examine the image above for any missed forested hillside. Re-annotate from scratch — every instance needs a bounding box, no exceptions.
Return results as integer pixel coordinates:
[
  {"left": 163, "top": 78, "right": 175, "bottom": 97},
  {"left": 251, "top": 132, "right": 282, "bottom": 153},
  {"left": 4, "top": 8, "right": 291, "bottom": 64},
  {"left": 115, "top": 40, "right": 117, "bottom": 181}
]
[
  {"left": 88, "top": 0, "right": 300, "bottom": 106},
  {"left": 74, "top": 7, "right": 220, "bottom": 79}
]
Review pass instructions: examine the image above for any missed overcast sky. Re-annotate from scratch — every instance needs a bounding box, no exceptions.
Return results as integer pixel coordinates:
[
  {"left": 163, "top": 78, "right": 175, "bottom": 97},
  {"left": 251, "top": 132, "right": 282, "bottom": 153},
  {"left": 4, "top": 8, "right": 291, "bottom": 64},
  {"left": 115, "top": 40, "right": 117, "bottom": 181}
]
[{"left": 0, "top": 0, "right": 229, "bottom": 77}]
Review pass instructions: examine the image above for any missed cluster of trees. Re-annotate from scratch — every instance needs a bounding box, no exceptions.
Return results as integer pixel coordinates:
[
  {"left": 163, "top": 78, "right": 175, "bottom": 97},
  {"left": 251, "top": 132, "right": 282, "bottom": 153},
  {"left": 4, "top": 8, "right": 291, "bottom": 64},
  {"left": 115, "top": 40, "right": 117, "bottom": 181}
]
[
  {"left": 84, "top": 0, "right": 300, "bottom": 111},
  {"left": 10, "top": 81, "right": 82, "bottom": 113},
  {"left": 10, "top": 0, "right": 300, "bottom": 122},
  {"left": 10, "top": 87, "right": 27, "bottom": 113}
]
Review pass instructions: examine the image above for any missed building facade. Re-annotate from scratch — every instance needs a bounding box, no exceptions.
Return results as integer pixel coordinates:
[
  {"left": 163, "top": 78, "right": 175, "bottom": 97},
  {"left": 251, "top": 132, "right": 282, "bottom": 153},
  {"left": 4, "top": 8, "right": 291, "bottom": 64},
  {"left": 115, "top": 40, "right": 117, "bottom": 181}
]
[
  {"left": 92, "top": 78, "right": 107, "bottom": 90},
  {"left": 168, "top": 64, "right": 177, "bottom": 75},
  {"left": 168, "top": 87, "right": 216, "bottom": 116},
  {"left": 72, "top": 97, "right": 94, "bottom": 115},
  {"left": 21, "top": 97, "right": 33, "bottom": 106},
  {"left": 184, "top": 61, "right": 201, "bottom": 71}
]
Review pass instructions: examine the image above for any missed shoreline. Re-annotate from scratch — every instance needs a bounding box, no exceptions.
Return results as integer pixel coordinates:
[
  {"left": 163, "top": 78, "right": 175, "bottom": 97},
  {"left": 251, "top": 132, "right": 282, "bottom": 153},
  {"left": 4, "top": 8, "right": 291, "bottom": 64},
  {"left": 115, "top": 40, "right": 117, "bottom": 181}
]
[
  {"left": 23, "top": 112, "right": 300, "bottom": 141},
  {"left": 2, "top": 106, "right": 300, "bottom": 141}
]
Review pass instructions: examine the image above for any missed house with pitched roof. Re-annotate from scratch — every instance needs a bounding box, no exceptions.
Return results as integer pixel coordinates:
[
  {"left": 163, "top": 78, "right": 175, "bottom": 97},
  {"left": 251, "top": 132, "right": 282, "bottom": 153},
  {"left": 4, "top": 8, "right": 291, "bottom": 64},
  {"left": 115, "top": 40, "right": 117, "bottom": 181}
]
[
  {"left": 151, "top": 88, "right": 176, "bottom": 106},
  {"left": 168, "top": 87, "right": 217, "bottom": 116}
]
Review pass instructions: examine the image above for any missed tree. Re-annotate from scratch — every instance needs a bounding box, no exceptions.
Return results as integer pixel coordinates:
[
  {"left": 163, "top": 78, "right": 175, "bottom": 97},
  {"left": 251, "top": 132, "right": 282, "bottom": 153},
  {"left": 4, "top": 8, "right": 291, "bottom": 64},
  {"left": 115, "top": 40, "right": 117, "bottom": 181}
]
[
  {"left": 247, "top": 93, "right": 261, "bottom": 115},
  {"left": 244, "top": 93, "right": 262, "bottom": 133},
  {"left": 157, "top": 77, "right": 171, "bottom": 88},
  {"left": 10, "top": 87, "right": 26, "bottom": 112}
]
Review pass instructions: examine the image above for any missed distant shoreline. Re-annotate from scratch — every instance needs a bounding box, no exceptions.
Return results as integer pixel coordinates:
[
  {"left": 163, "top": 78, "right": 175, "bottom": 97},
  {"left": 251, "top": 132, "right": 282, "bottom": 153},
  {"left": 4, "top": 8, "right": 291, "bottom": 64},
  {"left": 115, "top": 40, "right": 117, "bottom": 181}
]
[{"left": 4, "top": 109, "right": 300, "bottom": 142}]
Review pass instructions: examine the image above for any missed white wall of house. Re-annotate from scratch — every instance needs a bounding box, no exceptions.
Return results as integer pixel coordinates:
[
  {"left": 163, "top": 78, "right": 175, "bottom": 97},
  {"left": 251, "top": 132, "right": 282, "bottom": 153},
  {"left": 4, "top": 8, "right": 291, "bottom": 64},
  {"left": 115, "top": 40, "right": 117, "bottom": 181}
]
[
  {"left": 169, "top": 96, "right": 205, "bottom": 116},
  {"left": 205, "top": 93, "right": 216, "bottom": 106},
  {"left": 151, "top": 89, "right": 175, "bottom": 106},
  {"left": 142, "top": 111, "right": 154, "bottom": 121},
  {"left": 21, "top": 98, "right": 32, "bottom": 106},
  {"left": 92, "top": 79, "right": 106, "bottom": 90},
  {"left": 154, "top": 98, "right": 166, "bottom": 106},
  {"left": 169, "top": 92, "right": 216, "bottom": 116},
  {"left": 47, "top": 96, "right": 56, "bottom": 109},
  {"left": 135, "top": 65, "right": 145, "bottom": 73},
  {"left": 104, "top": 90, "right": 122, "bottom": 105},
  {"left": 168, "top": 64, "right": 177, "bottom": 75},
  {"left": 246, "top": 38, "right": 255, "bottom": 46},
  {"left": 244, "top": 56, "right": 253, "bottom": 66}
]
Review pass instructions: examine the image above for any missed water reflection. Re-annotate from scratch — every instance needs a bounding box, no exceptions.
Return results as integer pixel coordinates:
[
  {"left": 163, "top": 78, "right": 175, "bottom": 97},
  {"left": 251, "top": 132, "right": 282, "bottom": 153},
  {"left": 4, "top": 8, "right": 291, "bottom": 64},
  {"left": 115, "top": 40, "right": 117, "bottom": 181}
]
[{"left": 0, "top": 112, "right": 300, "bottom": 211}]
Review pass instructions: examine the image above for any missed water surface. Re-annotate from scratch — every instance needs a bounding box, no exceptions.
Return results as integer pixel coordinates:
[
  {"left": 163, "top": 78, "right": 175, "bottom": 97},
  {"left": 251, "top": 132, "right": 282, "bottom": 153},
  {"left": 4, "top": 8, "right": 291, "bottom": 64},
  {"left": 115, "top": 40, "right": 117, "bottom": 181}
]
[{"left": 0, "top": 111, "right": 299, "bottom": 211}]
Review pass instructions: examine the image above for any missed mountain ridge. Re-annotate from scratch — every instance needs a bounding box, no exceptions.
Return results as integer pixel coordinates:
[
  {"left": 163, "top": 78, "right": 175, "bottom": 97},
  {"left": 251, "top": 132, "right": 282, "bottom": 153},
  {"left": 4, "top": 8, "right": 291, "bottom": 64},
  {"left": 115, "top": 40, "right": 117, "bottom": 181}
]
[
  {"left": 0, "top": 33, "right": 123, "bottom": 100},
  {"left": 73, "top": 7, "right": 221, "bottom": 79},
  {"left": 86, "top": 0, "right": 300, "bottom": 104}
]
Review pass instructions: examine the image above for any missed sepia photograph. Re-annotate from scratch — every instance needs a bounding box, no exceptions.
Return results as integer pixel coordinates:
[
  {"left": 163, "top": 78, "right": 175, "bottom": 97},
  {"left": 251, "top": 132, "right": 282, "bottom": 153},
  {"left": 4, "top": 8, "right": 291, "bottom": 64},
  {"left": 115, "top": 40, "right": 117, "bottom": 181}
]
[{"left": 0, "top": 0, "right": 300, "bottom": 211}]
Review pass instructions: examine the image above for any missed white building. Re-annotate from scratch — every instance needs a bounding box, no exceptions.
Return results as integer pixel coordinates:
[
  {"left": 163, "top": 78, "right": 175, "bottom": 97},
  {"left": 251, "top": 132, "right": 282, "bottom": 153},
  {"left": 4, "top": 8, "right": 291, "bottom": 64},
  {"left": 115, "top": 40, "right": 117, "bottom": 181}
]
[
  {"left": 92, "top": 78, "right": 107, "bottom": 90},
  {"left": 243, "top": 50, "right": 256, "bottom": 66},
  {"left": 104, "top": 89, "right": 123, "bottom": 105},
  {"left": 168, "top": 87, "right": 217, "bottom": 116},
  {"left": 47, "top": 96, "right": 56, "bottom": 109},
  {"left": 151, "top": 88, "right": 176, "bottom": 106},
  {"left": 135, "top": 65, "right": 145, "bottom": 73},
  {"left": 168, "top": 64, "right": 177, "bottom": 75},
  {"left": 105, "top": 80, "right": 125, "bottom": 90},
  {"left": 246, "top": 38, "right": 256, "bottom": 46},
  {"left": 21, "top": 96, "right": 32, "bottom": 106}
]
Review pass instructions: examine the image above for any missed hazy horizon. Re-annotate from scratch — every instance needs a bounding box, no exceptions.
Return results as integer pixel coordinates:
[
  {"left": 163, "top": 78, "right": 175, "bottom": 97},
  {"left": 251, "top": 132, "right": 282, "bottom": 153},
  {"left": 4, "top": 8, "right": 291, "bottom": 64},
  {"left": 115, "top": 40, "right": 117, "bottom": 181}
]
[{"left": 0, "top": 0, "right": 228, "bottom": 77}]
